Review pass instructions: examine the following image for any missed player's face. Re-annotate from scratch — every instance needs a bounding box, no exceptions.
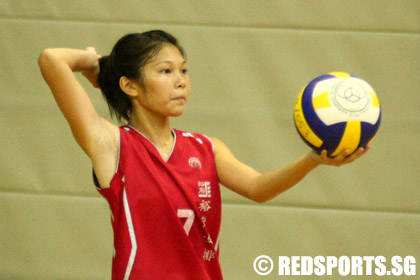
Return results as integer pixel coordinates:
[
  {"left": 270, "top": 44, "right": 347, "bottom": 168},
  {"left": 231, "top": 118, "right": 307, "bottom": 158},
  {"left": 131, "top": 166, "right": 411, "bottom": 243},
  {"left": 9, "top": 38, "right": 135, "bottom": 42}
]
[{"left": 137, "top": 44, "right": 190, "bottom": 117}]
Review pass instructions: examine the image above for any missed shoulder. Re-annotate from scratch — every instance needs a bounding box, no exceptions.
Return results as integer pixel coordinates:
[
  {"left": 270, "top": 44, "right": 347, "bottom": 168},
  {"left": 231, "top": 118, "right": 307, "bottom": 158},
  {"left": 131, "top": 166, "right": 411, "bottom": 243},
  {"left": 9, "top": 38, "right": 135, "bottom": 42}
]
[
  {"left": 173, "top": 131, "right": 231, "bottom": 156},
  {"left": 206, "top": 136, "right": 230, "bottom": 157},
  {"left": 204, "top": 136, "right": 241, "bottom": 168},
  {"left": 175, "top": 129, "right": 213, "bottom": 147}
]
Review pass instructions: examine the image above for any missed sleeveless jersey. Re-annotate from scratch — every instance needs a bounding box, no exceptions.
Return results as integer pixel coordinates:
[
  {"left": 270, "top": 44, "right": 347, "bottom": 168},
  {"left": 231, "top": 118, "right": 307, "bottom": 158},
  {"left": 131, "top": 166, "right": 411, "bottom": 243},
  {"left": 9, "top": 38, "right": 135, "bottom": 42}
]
[{"left": 95, "top": 125, "right": 223, "bottom": 280}]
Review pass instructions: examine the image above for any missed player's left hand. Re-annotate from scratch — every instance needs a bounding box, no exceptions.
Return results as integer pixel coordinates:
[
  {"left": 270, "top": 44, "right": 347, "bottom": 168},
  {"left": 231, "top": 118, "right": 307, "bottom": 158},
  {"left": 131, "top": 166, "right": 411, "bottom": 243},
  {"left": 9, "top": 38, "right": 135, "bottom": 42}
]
[{"left": 312, "top": 146, "right": 370, "bottom": 167}]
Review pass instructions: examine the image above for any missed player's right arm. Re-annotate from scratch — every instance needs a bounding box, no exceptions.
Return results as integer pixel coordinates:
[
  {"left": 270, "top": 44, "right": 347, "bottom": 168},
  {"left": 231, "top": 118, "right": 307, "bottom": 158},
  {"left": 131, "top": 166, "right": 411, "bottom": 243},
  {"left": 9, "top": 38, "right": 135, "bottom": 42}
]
[{"left": 38, "top": 48, "right": 119, "bottom": 188}]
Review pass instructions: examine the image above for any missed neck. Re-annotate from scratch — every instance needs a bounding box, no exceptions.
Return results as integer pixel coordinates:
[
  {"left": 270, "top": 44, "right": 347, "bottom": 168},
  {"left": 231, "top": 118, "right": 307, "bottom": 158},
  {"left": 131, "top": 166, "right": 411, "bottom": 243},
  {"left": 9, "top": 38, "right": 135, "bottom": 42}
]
[{"left": 129, "top": 111, "right": 173, "bottom": 148}]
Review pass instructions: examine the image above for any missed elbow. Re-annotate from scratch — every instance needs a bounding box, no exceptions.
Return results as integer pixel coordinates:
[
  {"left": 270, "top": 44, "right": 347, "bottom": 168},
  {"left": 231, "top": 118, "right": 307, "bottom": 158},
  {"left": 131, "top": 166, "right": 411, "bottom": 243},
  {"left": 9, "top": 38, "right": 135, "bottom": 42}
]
[
  {"left": 247, "top": 188, "right": 273, "bottom": 204},
  {"left": 246, "top": 176, "right": 274, "bottom": 203},
  {"left": 251, "top": 196, "right": 270, "bottom": 204},
  {"left": 38, "top": 49, "right": 55, "bottom": 69},
  {"left": 251, "top": 195, "right": 273, "bottom": 204}
]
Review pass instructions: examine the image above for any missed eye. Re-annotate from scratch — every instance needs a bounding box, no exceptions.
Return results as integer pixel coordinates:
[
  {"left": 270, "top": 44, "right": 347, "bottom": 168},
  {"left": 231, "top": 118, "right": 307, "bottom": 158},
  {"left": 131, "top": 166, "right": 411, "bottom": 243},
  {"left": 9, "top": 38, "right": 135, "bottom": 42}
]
[
  {"left": 161, "top": 69, "right": 171, "bottom": 74},
  {"left": 182, "top": 68, "right": 188, "bottom": 74}
]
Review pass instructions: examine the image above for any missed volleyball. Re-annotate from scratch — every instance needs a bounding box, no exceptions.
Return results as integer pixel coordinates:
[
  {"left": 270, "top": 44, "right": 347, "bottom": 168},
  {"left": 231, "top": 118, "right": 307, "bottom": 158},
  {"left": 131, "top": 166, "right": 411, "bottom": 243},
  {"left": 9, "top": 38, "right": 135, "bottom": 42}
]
[{"left": 294, "top": 72, "right": 381, "bottom": 156}]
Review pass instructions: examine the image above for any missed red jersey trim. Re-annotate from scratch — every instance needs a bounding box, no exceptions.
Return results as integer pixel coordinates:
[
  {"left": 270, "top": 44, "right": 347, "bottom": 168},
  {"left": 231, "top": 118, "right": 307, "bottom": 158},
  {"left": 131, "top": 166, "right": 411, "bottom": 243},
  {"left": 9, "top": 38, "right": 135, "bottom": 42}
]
[{"left": 122, "top": 182, "right": 136, "bottom": 280}]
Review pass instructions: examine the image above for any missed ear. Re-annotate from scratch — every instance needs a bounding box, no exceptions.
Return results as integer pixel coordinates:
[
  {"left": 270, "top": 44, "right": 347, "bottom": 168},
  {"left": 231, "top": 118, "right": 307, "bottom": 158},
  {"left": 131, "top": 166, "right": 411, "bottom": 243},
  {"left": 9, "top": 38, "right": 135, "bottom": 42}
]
[{"left": 119, "top": 76, "right": 139, "bottom": 97}]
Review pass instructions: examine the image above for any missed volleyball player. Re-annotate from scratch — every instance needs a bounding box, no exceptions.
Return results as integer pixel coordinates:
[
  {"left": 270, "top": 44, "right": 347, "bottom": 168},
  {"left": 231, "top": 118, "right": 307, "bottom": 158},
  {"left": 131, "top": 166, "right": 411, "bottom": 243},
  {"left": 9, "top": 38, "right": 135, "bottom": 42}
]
[{"left": 38, "top": 30, "right": 367, "bottom": 279}]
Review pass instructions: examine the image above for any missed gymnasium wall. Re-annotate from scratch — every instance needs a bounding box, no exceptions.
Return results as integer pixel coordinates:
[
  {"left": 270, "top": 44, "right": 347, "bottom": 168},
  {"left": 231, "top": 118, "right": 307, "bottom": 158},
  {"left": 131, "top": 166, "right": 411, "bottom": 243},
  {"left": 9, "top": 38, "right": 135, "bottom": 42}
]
[{"left": 1, "top": 1, "right": 419, "bottom": 279}]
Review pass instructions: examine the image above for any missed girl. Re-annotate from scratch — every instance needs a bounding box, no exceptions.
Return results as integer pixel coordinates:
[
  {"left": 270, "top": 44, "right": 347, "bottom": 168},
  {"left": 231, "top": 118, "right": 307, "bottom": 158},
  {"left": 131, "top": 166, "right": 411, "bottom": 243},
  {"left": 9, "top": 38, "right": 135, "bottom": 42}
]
[{"left": 38, "top": 30, "right": 367, "bottom": 280}]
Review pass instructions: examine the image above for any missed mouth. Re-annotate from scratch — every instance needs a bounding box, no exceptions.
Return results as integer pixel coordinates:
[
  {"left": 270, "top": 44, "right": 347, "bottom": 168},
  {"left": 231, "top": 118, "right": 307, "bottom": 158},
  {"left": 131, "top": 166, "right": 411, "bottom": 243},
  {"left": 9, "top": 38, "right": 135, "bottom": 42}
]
[{"left": 173, "top": 96, "right": 186, "bottom": 102}]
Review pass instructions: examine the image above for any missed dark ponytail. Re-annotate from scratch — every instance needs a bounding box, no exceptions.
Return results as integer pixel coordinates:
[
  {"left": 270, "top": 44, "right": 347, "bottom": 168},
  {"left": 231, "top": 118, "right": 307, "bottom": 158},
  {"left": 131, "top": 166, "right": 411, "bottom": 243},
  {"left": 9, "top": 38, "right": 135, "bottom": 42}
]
[
  {"left": 98, "top": 55, "right": 132, "bottom": 123},
  {"left": 97, "top": 30, "right": 185, "bottom": 124}
]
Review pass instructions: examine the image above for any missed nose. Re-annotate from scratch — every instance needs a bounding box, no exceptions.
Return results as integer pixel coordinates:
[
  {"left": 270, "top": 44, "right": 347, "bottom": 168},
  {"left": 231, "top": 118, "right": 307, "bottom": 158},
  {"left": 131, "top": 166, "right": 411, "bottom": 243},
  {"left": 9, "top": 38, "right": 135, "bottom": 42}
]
[{"left": 176, "top": 71, "right": 187, "bottom": 88}]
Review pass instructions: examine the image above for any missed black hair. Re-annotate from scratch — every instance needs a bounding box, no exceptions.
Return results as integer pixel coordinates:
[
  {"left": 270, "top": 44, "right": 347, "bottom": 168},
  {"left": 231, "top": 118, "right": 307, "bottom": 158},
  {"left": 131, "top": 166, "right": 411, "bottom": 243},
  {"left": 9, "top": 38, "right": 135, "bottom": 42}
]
[{"left": 98, "top": 30, "right": 185, "bottom": 123}]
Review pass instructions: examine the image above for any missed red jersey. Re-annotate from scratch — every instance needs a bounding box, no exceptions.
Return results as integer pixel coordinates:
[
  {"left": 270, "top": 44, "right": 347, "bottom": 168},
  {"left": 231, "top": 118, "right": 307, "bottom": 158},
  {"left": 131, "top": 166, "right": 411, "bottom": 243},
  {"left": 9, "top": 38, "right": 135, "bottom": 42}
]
[{"left": 95, "top": 125, "right": 223, "bottom": 280}]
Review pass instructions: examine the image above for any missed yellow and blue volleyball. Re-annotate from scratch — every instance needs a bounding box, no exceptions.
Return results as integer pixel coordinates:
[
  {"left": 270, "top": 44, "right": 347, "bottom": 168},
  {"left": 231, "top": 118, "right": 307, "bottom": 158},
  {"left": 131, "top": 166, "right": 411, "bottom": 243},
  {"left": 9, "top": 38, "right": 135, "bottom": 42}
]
[{"left": 294, "top": 72, "right": 381, "bottom": 156}]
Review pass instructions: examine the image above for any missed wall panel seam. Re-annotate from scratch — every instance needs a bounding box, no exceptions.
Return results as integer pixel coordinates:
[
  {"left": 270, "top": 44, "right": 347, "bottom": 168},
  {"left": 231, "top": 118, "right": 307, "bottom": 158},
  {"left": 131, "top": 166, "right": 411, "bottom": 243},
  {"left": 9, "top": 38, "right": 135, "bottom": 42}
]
[
  {"left": 0, "top": 190, "right": 102, "bottom": 201},
  {"left": 222, "top": 201, "right": 420, "bottom": 217},
  {"left": 1, "top": 190, "right": 419, "bottom": 217},
  {"left": 1, "top": 15, "right": 419, "bottom": 36}
]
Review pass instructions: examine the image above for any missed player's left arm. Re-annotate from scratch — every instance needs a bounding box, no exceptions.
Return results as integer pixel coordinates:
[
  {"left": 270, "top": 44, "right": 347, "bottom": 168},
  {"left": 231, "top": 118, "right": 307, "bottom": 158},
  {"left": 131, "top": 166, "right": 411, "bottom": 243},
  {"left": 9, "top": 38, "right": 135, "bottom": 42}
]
[{"left": 211, "top": 137, "right": 368, "bottom": 203}]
